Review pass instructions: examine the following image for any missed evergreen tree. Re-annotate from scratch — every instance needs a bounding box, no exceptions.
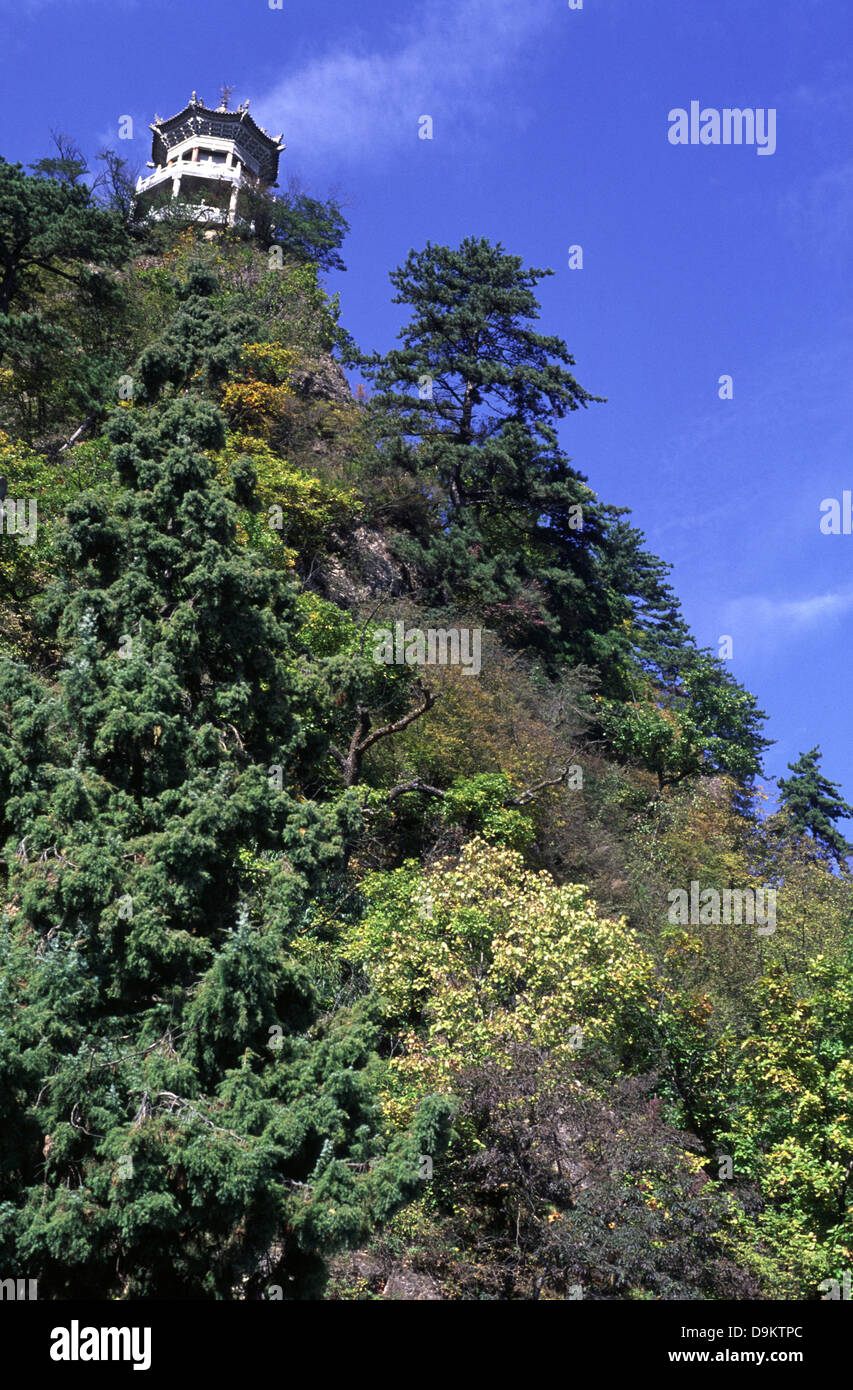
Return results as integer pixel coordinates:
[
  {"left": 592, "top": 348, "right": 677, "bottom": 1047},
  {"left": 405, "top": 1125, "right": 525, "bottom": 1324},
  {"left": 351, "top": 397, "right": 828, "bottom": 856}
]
[
  {"left": 358, "top": 238, "right": 691, "bottom": 687},
  {"left": 0, "top": 155, "right": 131, "bottom": 434},
  {"left": 777, "top": 747, "right": 853, "bottom": 865},
  {"left": 0, "top": 270, "right": 450, "bottom": 1298},
  {"left": 0, "top": 156, "right": 128, "bottom": 327}
]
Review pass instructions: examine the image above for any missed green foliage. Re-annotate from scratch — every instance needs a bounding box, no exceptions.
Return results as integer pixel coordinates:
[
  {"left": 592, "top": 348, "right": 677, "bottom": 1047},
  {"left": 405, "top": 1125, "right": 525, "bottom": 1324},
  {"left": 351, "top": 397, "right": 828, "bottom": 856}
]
[
  {"left": 597, "top": 693, "right": 703, "bottom": 791},
  {"left": 777, "top": 747, "right": 853, "bottom": 865},
  {"left": 357, "top": 239, "right": 717, "bottom": 718},
  {"left": 0, "top": 156, "right": 131, "bottom": 439},
  {"left": 596, "top": 649, "right": 769, "bottom": 797},
  {"left": 243, "top": 180, "right": 350, "bottom": 274},
  {"left": 714, "top": 961, "right": 853, "bottom": 1295},
  {"left": 216, "top": 432, "right": 358, "bottom": 576},
  {"left": 0, "top": 429, "right": 117, "bottom": 657},
  {"left": 673, "top": 650, "right": 771, "bottom": 790},
  {"left": 345, "top": 838, "right": 657, "bottom": 1121},
  {"left": 0, "top": 156, "right": 129, "bottom": 320},
  {"left": 441, "top": 773, "right": 534, "bottom": 849},
  {"left": 0, "top": 184, "right": 843, "bottom": 1303},
  {"left": 0, "top": 270, "right": 448, "bottom": 1298}
]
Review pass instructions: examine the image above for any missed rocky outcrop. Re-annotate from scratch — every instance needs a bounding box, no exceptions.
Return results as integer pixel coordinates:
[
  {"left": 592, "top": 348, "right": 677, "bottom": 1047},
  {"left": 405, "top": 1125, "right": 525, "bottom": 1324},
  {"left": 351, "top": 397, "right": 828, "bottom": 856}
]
[
  {"left": 289, "top": 355, "right": 352, "bottom": 406},
  {"left": 382, "top": 1267, "right": 444, "bottom": 1301},
  {"left": 330, "top": 1251, "right": 446, "bottom": 1300},
  {"left": 320, "top": 525, "right": 410, "bottom": 606}
]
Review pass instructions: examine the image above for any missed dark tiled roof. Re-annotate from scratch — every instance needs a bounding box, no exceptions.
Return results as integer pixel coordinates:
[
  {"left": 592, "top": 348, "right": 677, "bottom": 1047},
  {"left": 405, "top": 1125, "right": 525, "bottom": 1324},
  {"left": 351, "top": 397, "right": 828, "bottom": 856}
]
[{"left": 149, "top": 95, "right": 284, "bottom": 182}]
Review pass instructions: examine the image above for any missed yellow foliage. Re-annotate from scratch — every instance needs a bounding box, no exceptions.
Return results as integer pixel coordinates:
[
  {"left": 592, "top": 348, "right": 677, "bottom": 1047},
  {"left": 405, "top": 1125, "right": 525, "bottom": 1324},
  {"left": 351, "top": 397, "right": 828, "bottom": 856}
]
[
  {"left": 220, "top": 342, "right": 297, "bottom": 438},
  {"left": 215, "top": 432, "right": 356, "bottom": 566},
  {"left": 346, "top": 837, "right": 657, "bottom": 1119}
]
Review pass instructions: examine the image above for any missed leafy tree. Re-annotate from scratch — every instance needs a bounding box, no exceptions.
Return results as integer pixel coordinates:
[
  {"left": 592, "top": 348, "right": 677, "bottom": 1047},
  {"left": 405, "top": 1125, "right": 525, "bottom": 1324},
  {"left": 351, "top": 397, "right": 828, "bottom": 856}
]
[
  {"left": 220, "top": 342, "right": 297, "bottom": 438},
  {"left": 440, "top": 773, "right": 535, "bottom": 850},
  {"left": 217, "top": 432, "right": 357, "bottom": 577},
  {"left": 746, "top": 814, "right": 853, "bottom": 973},
  {"left": 777, "top": 747, "right": 853, "bottom": 866},
  {"left": 672, "top": 651, "right": 770, "bottom": 791},
  {"left": 345, "top": 836, "right": 656, "bottom": 1120},
  {"left": 440, "top": 1050, "right": 762, "bottom": 1301},
  {"left": 716, "top": 962, "right": 853, "bottom": 1297},
  {"left": 596, "top": 691, "right": 704, "bottom": 793},
  {"left": 241, "top": 178, "right": 349, "bottom": 273},
  {"left": 598, "top": 651, "right": 770, "bottom": 796}
]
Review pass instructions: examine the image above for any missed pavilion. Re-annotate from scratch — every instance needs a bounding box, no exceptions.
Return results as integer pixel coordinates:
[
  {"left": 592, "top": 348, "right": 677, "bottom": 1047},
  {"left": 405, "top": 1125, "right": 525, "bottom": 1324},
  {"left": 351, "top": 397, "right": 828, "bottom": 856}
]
[{"left": 134, "top": 90, "right": 285, "bottom": 227}]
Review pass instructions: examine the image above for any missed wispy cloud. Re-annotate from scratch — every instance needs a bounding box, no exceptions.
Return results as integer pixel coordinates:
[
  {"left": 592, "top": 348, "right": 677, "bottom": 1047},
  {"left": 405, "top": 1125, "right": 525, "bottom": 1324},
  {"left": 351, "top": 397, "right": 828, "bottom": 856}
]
[
  {"left": 253, "top": 0, "right": 553, "bottom": 169},
  {"left": 723, "top": 588, "right": 853, "bottom": 644},
  {"left": 781, "top": 158, "right": 853, "bottom": 257},
  {"left": 780, "top": 70, "right": 853, "bottom": 256}
]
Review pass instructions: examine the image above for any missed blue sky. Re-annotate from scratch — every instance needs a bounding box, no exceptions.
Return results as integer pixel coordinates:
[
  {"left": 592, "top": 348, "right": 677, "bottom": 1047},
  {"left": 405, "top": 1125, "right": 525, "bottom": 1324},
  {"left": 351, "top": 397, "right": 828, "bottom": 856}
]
[{"left": 1, "top": 0, "right": 852, "bottom": 819}]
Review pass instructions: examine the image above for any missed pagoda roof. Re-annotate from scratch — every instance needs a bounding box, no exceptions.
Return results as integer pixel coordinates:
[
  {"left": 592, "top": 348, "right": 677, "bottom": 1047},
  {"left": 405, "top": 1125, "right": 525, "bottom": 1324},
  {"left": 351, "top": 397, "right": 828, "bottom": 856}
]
[{"left": 149, "top": 93, "right": 285, "bottom": 182}]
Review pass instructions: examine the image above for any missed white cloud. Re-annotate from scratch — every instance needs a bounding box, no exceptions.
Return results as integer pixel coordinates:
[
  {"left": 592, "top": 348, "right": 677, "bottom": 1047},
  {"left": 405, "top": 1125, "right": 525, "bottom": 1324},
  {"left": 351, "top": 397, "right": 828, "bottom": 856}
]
[
  {"left": 253, "top": 0, "right": 553, "bottom": 169},
  {"left": 724, "top": 588, "right": 853, "bottom": 637}
]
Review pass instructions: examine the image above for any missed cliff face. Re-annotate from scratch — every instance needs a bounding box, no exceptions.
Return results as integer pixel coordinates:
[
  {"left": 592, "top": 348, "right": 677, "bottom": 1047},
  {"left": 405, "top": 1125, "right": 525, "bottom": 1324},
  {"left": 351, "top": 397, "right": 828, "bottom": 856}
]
[
  {"left": 289, "top": 355, "right": 352, "bottom": 406},
  {"left": 320, "top": 524, "right": 409, "bottom": 605},
  {"left": 285, "top": 354, "right": 414, "bottom": 604}
]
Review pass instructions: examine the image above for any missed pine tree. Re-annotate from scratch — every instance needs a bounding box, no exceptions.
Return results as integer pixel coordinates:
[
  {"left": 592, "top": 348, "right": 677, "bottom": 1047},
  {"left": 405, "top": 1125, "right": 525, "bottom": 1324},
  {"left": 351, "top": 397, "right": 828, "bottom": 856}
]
[
  {"left": 0, "top": 155, "right": 128, "bottom": 332},
  {"left": 358, "top": 237, "right": 690, "bottom": 688},
  {"left": 777, "top": 747, "right": 853, "bottom": 865},
  {"left": 0, "top": 155, "right": 132, "bottom": 435},
  {"left": 0, "top": 269, "right": 450, "bottom": 1298}
]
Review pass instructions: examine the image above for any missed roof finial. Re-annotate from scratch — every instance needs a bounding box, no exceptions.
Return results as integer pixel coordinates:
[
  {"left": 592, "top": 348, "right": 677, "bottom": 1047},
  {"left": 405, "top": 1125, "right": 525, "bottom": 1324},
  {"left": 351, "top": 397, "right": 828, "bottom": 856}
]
[{"left": 219, "top": 83, "right": 235, "bottom": 111}]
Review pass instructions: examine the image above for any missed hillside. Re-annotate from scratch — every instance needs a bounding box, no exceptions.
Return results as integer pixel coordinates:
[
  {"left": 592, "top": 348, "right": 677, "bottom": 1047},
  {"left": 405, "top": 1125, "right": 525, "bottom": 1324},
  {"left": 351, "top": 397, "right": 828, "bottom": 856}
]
[{"left": 0, "top": 154, "right": 851, "bottom": 1302}]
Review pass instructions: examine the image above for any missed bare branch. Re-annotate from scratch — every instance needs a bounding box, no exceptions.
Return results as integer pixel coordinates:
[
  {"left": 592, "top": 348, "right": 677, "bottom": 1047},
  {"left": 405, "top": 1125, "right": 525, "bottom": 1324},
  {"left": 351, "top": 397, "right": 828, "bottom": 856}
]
[
  {"left": 385, "top": 777, "right": 446, "bottom": 803},
  {"left": 362, "top": 776, "right": 446, "bottom": 818},
  {"left": 506, "top": 765, "right": 575, "bottom": 806},
  {"left": 338, "top": 684, "right": 437, "bottom": 787},
  {"left": 58, "top": 414, "right": 95, "bottom": 455}
]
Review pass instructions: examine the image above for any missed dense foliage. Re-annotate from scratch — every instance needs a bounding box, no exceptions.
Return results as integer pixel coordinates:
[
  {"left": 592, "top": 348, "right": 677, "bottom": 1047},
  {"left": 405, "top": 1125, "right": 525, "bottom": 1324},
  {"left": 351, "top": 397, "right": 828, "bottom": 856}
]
[{"left": 0, "top": 154, "right": 850, "bottom": 1301}]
